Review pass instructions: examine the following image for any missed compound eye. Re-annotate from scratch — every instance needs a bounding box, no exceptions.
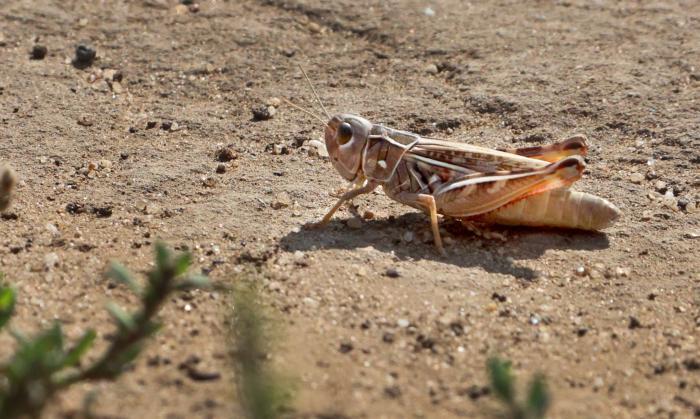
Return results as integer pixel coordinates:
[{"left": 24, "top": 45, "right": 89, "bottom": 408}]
[{"left": 337, "top": 122, "right": 353, "bottom": 145}]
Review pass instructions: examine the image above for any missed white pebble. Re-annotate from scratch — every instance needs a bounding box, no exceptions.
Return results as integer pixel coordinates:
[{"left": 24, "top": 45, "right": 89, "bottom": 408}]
[
  {"left": 44, "top": 253, "right": 60, "bottom": 270},
  {"left": 308, "top": 139, "right": 329, "bottom": 158},
  {"left": 46, "top": 223, "right": 60, "bottom": 237},
  {"left": 424, "top": 63, "right": 439, "bottom": 75}
]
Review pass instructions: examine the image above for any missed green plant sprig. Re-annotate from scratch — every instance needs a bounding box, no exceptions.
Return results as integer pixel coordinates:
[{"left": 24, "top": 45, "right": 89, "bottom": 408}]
[
  {"left": 0, "top": 242, "right": 208, "bottom": 418},
  {"left": 487, "top": 357, "right": 550, "bottom": 419}
]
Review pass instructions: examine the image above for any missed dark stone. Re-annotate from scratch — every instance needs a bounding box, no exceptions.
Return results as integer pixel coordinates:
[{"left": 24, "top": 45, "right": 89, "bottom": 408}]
[
  {"left": 215, "top": 146, "right": 238, "bottom": 162},
  {"left": 30, "top": 45, "right": 47, "bottom": 60},
  {"left": 491, "top": 292, "right": 507, "bottom": 303},
  {"left": 384, "top": 385, "right": 402, "bottom": 398},
  {"left": 628, "top": 316, "right": 642, "bottom": 329},
  {"left": 73, "top": 45, "right": 96, "bottom": 69},
  {"left": 339, "top": 342, "right": 354, "bottom": 353}
]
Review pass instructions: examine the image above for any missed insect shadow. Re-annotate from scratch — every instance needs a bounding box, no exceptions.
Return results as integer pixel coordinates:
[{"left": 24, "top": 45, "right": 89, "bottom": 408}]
[{"left": 279, "top": 213, "right": 610, "bottom": 280}]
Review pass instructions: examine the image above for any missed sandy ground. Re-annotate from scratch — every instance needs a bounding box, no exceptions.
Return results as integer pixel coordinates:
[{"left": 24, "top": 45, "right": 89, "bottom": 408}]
[{"left": 1, "top": 0, "right": 699, "bottom": 418}]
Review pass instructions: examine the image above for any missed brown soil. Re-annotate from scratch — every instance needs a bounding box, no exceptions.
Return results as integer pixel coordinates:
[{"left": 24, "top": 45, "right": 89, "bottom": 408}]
[{"left": 1, "top": 0, "right": 699, "bottom": 418}]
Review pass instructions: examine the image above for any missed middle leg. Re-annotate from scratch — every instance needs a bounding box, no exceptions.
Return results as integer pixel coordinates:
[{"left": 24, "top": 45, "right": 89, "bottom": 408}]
[{"left": 394, "top": 191, "right": 445, "bottom": 255}]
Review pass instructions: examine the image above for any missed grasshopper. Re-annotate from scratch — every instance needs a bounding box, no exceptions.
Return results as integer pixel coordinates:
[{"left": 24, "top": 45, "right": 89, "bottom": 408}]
[{"left": 289, "top": 69, "right": 621, "bottom": 254}]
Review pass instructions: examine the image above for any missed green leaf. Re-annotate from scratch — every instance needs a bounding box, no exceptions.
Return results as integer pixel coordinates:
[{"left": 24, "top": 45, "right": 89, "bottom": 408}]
[
  {"left": 108, "top": 341, "right": 145, "bottom": 374},
  {"left": 0, "top": 286, "right": 16, "bottom": 330},
  {"left": 106, "top": 262, "right": 141, "bottom": 295},
  {"left": 106, "top": 303, "right": 136, "bottom": 332},
  {"left": 176, "top": 274, "right": 209, "bottom": 291},
  {"left": 62, "top": 330, "right": 97, "bottom": 368},
  {"left": 9, "top": 327, "right": 28, "bottom": 344},
  {"left": 141, "top": 320, "right": 162, "bottom": 337},
  {"left": 488, "top": 357, "right": 515, "bottom": 402},
  {"left": 526, "top": 373, "right": 550, "bottom": 419},
  {"left": 154, "top": 242, "right": 171, "bottom": 270},
  {"left": 173, "top": 252, "right": 192, "bottom": 276}
]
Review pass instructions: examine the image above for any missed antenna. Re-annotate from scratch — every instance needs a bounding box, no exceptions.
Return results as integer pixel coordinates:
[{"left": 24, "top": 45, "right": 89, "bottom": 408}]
[
  {"left": 281, "top": 98, "right": 326, "bottom": 125},
  {"left": 298, "top": 64, "right": 331, "bottom": 120}
]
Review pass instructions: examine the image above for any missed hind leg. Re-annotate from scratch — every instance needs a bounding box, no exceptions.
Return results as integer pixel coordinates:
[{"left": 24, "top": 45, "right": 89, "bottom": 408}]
[{"left": 499, "top": 135, "right": 588, "bottom": 162}]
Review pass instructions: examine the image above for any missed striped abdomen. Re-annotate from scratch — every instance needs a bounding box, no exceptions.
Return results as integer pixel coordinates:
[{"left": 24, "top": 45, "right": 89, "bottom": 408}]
[{"left": 475, "top": 188, "right": 621, "bottom": 231}]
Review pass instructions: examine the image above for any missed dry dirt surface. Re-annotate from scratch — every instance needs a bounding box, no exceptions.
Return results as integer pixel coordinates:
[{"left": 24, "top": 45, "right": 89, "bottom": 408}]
[{"left": 1, "top": 0, "right": 699, "bottom": 418}]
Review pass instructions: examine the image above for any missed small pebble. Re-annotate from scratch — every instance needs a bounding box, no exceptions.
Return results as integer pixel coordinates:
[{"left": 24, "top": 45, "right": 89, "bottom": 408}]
[
  {"left": 215, "top": 164, "right": 226, "bottom": 174},
  {"left": 272, "top": 144, "right": 288, "bottom": 155},
  {"left": 629, "top": 172, "right": 644, "bottom": 184},
  {"left": 491, "top": 292, "right": 507, "bottom": 303},
  {"left": 384, "top": 386, "right": 402, "bottom": 399},
  {"left": 338, "top": 341, "right": 354, "bottom": 353},
  {"left": 73, "top": 45, "right": 96, "bottom": 68},
  {"left": 302, "top": 297, "right": 318, "bottom": 307},
  {"left": 485, "top": 302, "right": 498, "bottom": 313},
  {"left": 592, "top": 377, "right": 604, "bottom": 391},
  {"left": 385, "top": 267, "right": 401, "bottom": 278},
  {"left": 44, "top": 253, "right": 60, "bottom": 270},
  {"left": 308, "top": 139, "right": 329, "bottom": 158},
  {"left": 215, "top": 146, "right": 237, "bottom": 162},
  {"left": 174, "top": 4, "right": 189, "bottom": 14},
  {"left": 397, "top": 318, "right": 410, "bottom": 328},
  {"left": 423, "top": 6, "right": 436, "bottom": 16},
  {"left": 628, "top": 316, "right": 642, "bottom": 329},
  {"left": 30, "top": 45, "right": 47, "bottom": 60},
  {"left": 202, "top": 177, "right": 217, "bottom": 188},
  {"left": 46, "top": 223, "right": 60, "bottom": 237},
  {"left": 424, "top": 63, "right": 439, "bottom": 75},
  {"left": 266, "top": 97, "right": 282, "bottom": 107},
  {"left": 252, "top": 105, "right": 276, "bottom": 121},
  {"left": 103, "top": 68, "right": 116, "bottom": 80},
  {"left": 77, "top": 115, "right": 93, "bottom": 127},
  {"left": 111, "top": 81, "right": 123, "bottom": 94},
  {"left": 654, "top": 180, "right": 667, "bottom": 193},
  {"left": 307, "top": 21, "right": 322, "bottom": 34},
  {"left": 271, "top": 192, "right": 291, "bottom": 209},
  {"left": 293, "top": 250, "right": 306, "bottom": 265}
]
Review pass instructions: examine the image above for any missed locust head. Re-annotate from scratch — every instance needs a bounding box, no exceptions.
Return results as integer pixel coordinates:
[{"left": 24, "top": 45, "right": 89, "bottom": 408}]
[{"left": 324, "top": 114, "right": 372, "bottom": 181}]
